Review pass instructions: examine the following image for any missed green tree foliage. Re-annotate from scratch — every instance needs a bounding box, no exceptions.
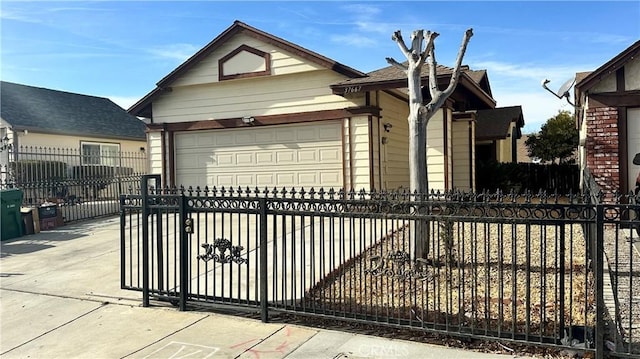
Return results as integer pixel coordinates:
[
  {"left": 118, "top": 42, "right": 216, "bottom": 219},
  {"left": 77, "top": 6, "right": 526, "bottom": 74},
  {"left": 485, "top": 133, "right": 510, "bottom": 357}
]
[{"left": 525, "top": 110, "right": 578, "bottom": 164}]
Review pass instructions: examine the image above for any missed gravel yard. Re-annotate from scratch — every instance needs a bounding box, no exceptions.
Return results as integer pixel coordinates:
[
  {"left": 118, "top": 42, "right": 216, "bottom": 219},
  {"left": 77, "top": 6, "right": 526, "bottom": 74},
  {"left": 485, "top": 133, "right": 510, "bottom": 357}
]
[
  {"left": 603, "top": 226, "right": 640, "bottom": 354},
  {"left": 307, "top": 220, "right": 595, "bottom": 340}
]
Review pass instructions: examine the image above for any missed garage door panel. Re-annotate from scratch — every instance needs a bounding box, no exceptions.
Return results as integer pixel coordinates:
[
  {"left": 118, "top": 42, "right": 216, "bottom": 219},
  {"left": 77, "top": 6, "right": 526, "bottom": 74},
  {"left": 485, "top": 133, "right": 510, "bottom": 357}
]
[
  {"left": 276, "top": 151, "right": 295, "bottom": 163},
  {"left": 236, "top": 153, "right": 253, "bottom": 165},
  {"left": 257, "top": 174, "right": 275, "bottom": 186},
  {"left": 319, "top": 148, "right": 340, "bottom": 162},
  {"left": 276, "top": 173, "right": 295, "bottom": 186},
  {"left": 256, "top": 152, "right": 273, "bottom": 164},
  {"left": 320, "top": 172, "right": 341, "bottom": 185},
  {"left": 217, "top": 153, "right": 234, "bottom": 165},
  {"left": 297, "top": 150, "right": 317, "bottom": 162},
  {"left": 175, "top": 122, "right": 343, "bottom": 188}
]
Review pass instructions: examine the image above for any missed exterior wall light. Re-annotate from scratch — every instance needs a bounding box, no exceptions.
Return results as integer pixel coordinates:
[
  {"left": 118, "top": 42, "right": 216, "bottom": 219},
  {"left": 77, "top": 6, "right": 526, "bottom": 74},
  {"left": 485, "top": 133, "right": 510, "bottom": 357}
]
[
  {"left": 383, "top": 123, "right": 393, "bottom": 132},
  {"left": 242, "top": 116, "right": 255, "bottom": 124}
]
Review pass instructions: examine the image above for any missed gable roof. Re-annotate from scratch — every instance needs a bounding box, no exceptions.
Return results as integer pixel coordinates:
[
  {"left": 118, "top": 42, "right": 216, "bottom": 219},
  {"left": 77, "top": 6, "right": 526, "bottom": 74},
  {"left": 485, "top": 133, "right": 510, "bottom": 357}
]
[
  {"left": 475, "top": 105, "right": 524, "bottom": 141},
  {"left": 575, "top": 40, "right": 640, "bottom": 92},
  {"left": 330, "top": 63, "right": 495, "bottom": 108},
  {"left": 129, "top": 20, "right": 367, "bottom": 118},
  {"left": 0, "top": 81, "right": 146, "bottom": 140}
]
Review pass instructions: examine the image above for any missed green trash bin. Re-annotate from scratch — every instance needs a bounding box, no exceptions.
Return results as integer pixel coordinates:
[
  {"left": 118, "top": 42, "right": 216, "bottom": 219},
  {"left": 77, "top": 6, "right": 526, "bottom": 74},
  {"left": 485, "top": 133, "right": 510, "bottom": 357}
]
[{"left": 1, "top": 188, "right": 24, "bottom": 241}]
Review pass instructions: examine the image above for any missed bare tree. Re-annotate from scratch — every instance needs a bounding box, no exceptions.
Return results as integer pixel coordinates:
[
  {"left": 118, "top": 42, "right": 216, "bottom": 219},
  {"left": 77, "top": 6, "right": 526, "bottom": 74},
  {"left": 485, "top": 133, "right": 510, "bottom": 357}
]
[{"left": 386, "top": 28, "right": 473, "bottom": 257}]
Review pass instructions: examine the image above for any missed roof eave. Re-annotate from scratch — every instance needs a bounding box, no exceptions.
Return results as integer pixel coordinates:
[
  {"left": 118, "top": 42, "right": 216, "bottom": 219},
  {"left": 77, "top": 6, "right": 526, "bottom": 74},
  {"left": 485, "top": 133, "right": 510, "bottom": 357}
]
[
  {"left": 576, "top": 40, "right": 640, "bottom": 92},
  {"left": 129, "top": 20, "right": 366, "bottom": 118}
]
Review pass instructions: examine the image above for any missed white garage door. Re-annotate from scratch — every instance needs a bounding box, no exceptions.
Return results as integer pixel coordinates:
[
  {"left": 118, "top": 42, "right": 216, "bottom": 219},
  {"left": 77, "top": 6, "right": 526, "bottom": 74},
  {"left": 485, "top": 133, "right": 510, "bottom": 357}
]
[{"left": 175, "top": 122, "right": 343, "bottom": 189}]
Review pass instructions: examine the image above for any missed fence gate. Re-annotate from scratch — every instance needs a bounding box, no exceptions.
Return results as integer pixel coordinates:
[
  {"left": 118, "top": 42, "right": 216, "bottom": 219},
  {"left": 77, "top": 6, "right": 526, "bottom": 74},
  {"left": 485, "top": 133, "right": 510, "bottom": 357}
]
[{"left": 120, "top": 175, "right": 268, "bottom": 317}]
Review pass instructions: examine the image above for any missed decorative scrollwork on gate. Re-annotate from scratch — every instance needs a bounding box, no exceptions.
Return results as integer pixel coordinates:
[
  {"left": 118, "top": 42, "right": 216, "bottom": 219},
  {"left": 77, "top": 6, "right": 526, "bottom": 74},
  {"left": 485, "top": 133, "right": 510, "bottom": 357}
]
[
  {"left": 365, "top": 250, "right": 433, "bottom": 281},
  {"left": 198, "top": 238, "right": 247, "bottom": 264}
]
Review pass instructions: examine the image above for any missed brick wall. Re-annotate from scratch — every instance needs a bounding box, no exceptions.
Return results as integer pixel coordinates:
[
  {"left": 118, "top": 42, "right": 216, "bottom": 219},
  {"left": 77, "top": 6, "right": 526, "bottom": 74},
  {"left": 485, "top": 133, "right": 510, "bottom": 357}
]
[{"left": 585, "top": 106, "right": 619, "bottom": 195}]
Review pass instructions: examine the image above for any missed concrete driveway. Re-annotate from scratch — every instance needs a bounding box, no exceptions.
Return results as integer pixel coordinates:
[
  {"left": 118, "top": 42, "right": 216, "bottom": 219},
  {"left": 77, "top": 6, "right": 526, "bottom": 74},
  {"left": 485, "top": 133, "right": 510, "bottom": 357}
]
[{"left": 1, "top": 216, "right": 520, "bottom": 358}]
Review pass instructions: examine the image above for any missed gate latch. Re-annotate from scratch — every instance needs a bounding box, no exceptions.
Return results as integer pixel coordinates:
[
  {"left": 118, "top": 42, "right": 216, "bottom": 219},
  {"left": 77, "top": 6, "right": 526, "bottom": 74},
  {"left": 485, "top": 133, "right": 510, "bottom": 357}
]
[{"left": 184, "top": 218, "right": 194, "bottom": 234}]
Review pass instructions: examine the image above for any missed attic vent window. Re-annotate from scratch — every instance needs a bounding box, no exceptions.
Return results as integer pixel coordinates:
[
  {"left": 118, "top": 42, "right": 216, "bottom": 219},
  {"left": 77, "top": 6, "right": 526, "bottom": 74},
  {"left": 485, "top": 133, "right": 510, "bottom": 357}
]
[{"left": 219, "top": 44, "right": 271, "bottom": 81}]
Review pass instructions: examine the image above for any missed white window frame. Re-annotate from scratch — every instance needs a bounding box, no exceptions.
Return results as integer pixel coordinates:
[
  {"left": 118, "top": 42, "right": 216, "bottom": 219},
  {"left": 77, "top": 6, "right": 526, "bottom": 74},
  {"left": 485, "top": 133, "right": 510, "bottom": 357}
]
[{"left": 80, "top": 141, "right": 120, "bottom": 166}]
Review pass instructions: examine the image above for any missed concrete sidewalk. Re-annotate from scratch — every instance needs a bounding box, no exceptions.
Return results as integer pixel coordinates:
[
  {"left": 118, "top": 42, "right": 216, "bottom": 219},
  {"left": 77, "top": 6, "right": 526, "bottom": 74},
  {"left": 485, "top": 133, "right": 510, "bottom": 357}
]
[{"left": 0, "top": 217, "right": 520, "bottom": 358}]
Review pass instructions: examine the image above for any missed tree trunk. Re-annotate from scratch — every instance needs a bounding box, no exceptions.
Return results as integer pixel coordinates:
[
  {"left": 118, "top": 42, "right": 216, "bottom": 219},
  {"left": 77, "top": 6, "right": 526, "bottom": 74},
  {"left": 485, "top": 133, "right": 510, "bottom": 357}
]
[{"left": 387, "top": 28, "right": 473, "bottom": 258}]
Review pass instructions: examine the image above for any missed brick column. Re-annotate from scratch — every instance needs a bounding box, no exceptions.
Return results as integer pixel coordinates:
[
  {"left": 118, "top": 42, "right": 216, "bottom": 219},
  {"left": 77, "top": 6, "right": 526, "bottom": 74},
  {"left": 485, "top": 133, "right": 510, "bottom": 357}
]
[{"left": 585, "top": 106, "right": 619, "bottom": 196}]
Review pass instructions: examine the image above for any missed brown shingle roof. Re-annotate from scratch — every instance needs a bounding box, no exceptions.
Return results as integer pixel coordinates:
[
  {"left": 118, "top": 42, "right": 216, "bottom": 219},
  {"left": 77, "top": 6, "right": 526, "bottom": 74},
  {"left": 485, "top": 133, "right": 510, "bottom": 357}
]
[{"left": 475, "top": 106, "right": 524, "bottom": 141}]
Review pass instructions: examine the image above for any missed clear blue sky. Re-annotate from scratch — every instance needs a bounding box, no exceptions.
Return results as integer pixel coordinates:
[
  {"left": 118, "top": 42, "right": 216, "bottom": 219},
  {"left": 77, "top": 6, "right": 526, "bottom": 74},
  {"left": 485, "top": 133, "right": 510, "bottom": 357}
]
[{"left": 1, "top": 1, "right": 639, "bottom": 132}]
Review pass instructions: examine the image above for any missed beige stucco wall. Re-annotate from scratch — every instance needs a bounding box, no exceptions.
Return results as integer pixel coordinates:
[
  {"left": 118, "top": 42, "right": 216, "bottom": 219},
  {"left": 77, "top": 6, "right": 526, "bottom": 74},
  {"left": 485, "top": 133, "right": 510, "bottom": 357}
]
[
  {"left": 592, "top": 72, "right": 616, "bottom": 93},
  {"left": 624, "top": 56, "right": 640, "bottom": 90},
  {"left": 12, "top": 132, "right": 145, "bottom": 153}
]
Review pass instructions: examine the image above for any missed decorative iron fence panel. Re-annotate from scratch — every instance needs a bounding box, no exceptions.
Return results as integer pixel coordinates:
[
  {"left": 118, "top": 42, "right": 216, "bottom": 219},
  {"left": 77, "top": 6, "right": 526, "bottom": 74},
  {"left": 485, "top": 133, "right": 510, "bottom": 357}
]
[
  {"left": 121, "top": 176, "right": 640, "bottom": 358},
  {"left": 1, "top": 145, "right": 147, "bottom": 223}
]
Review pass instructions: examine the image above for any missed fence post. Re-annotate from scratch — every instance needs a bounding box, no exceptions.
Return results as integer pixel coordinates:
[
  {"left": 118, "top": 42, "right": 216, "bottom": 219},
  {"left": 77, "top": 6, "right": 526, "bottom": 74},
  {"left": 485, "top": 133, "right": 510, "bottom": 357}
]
[
  {"left": 119, "top": 195, "right": 126, "bottom": 289},
  {"left": 179, "top": 194, "right": 190, "bottom": 311},
  {"left": 141, "top": 175, "right": 150, "bottom": 307},
  {"left": 595, "top": 203, "right": 604, "bottom": 359},
  {"left": 259, "top": 197, "right": 268, "bottom": 322}
]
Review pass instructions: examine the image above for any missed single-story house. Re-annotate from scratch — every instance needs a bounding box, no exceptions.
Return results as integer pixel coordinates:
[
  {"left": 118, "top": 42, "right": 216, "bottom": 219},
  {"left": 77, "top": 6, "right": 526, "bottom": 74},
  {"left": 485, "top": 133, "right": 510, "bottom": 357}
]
[
  {"left": 0, "top": 81, "right": 147, "bottom": 160},
  {"left": 575, "top": 40, "right": 640, "bottom": 196},
  {"left": 474, "top": 105, "right": 524, "bottom": 164},
  {"left": 129, "top": 20, "right": 521, "bottom": 192}
]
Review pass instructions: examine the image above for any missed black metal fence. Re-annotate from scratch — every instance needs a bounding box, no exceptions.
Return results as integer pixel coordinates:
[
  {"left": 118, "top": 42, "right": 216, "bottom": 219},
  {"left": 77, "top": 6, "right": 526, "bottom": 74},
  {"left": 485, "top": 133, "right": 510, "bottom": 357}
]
[
  {"left": 582, "top": 169, "right": 640, "bottom": 358},
  {"left": 1, "top": 145, "right": 146, "bottom": 223},
  {"left": 119, "top": 175, "right": 640, "bottom": 358},
  {"left": 476, "top": 161, "right": 580, "bottom": 194}
]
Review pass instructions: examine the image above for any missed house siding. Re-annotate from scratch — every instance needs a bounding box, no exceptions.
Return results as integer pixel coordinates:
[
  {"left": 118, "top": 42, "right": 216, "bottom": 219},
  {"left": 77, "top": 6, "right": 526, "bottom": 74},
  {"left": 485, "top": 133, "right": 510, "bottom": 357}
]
[
  {"left": 452, "top": 119, "right": 474, "bottom": 191},
  {"left": 378, "top": 91, "right": 410, "bottom": 191},
  {"left": 344, "top": 116, "right": 372, "bottom": 191},
  {"left": 15, "top": 132, "right": 145, "bottom": 153},
  {"left": 496, "top": 124, "right": 515, "bottom": 163},
  {"left": 147, "top": 131, "right": 164, "bottom": 177},
  {"left": 172, "top": 33, "right": 325, "bottom": 87},
  {"left": 426, "top": 110, "right": 447, "bottom": 192},
  {"left": 153, "top": 70, "right": 357, "bottom": 123}
]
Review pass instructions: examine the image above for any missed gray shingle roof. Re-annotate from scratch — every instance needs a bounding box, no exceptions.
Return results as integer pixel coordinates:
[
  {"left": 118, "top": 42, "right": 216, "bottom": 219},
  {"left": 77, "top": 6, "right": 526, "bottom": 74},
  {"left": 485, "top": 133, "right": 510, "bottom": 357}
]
[
  {"left": 1, "top": 81, "right": 146, "bottom": 140},
  {"left": 475, "top": 106, "right": 524, "bottom": 141}
]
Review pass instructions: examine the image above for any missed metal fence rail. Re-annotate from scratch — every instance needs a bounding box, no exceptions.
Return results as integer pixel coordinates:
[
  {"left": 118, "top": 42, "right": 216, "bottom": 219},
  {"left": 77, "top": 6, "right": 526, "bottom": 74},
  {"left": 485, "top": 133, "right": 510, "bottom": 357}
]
[
  {"left": 583, "top": 169, "right": 640, "bottom": 358},
  {"left": 119, "top": 175, "right": 640, "bottom": 358},
  {"left": 1, "top": 145, "right": 146, "bottom": 223}
]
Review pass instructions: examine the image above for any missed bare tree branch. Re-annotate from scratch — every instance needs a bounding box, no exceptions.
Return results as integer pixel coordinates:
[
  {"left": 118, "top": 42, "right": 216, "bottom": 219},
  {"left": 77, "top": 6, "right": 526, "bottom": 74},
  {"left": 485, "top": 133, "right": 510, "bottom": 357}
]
[
  {"left": 386, "top": 57, "right": 408, "bottom": 71},
  {"left": 417, "top": 31, "right": 438, "bottom": 68},
  {"left": 442, "top": 28, "right": 474, "bottom": 98},
  {"left": 410, "top": 30, "right": 424, "bottom": 62},
  {"left": 391, "top": 30, "right": 411, "bottom": 58},
  {"left": 427, "top": 43, "right": 439, "bottom": 101}
]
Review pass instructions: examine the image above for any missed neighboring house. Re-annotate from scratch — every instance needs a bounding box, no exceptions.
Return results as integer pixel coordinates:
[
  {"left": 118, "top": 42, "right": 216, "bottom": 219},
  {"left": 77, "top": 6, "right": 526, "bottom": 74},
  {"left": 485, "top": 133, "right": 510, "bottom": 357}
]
[
  {"left": 0, "top": 81, "right": 148, "bottom": 203},
  {"left": 474, "top": 106, "right": 524, "bottom": 164},
  {"left": 516, "top": 134, "right": 538, "bottom": 163},
  {"left": 0, "top": 81, "right": 147, "bottom": 159},
  {"left": 575, "top": 40, "right": 640, "bottom": 195},
  {"left": 129, "top": 20, "right": 519, "bottom": 192}
]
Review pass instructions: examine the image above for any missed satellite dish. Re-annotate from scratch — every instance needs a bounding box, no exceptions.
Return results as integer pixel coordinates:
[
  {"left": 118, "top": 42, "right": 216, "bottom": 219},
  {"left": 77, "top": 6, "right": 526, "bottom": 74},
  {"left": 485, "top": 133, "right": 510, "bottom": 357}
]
[
  {"left": 556, "top": 77, "right": 575, "bottom": 98},
  {"left": 541, "top": 76, "right": 576, "bottom": 106}
]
